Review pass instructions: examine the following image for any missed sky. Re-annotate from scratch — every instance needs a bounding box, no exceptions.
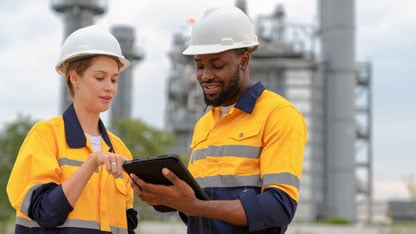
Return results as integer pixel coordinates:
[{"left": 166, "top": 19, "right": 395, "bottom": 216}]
[{"left": 0, "top": 0, "right": 415, "bottom": 202}]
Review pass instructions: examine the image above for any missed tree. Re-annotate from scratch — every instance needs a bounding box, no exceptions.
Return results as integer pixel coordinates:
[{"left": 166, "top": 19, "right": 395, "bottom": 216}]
[
  {"left": 111, "top": 118, "right": 180, "bottom": 220},
  {"left": 0, "top": 115, "right": 35, "bottom": 221},
  {"left": 111, "top": 118, "right": 177, "bottom": 158}
]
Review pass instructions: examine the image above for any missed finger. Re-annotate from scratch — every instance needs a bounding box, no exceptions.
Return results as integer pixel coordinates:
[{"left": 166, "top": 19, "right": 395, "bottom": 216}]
[
  {"left": 105, "top": 159, "right": 112, "bottom": 171},
  {"left": 112, "top": 163, "right": 122, "bottom": 177},
  {"left": 130, "top": 173, "right": 145, "bottom": 191},
  {"left": 162, "top": 168, "right": 178, "bottom": 184},
  {"left": 103, "top": 152, "right": 115, "bottom": 170},
  {"left": 116, "top": 156, "right": 125, "bottom": 169},
  {"left": 111, "top": 160, "right": 117, "bottom": 171},
  {"left": 113, "top": 156, "right": 126, "bottom": 177},
  {"left": 105, "top": 156, "right": 117, "bottom": 175}
]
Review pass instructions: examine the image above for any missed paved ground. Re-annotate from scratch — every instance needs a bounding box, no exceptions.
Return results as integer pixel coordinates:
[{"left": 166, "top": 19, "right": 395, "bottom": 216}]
[
  {"left": 137, "top": 221, "right": 416, "bottom": 234},
  {"left": 3, "top": 220, "right": 415, "bottom": 233}
]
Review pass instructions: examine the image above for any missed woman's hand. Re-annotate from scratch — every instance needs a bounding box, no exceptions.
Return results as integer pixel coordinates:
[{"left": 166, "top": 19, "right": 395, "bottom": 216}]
[{"left": 89, "top": 151, "right": 128, "bottom": 178}]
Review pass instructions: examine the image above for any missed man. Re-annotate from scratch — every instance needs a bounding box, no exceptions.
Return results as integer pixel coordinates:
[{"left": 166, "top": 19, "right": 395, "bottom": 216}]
[{"left": 130, "top": 6, "right": 307, "bottom": 233}]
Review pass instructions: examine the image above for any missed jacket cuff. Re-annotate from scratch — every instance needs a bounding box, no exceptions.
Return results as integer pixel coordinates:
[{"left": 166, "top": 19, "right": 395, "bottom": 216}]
[
  {"left": 239, "top": 189, "right": 263, "bottom": 232},
  {"left": 50, "top": 185, "right": 73, "bottom": 215}
]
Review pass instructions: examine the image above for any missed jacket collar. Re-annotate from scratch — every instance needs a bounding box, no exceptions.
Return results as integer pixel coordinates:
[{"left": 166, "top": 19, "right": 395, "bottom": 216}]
[
  {"left": 234, "top": 81, "right": 265, "bottom": 114},
  {"left": 63, "top": 104, "right": 113, "bottom": 149}
]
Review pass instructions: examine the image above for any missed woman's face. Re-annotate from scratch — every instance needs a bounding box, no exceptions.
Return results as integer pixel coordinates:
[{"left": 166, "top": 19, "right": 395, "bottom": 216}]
[{"left": 70, "top": 55, "right": 120, "bottom": 114}]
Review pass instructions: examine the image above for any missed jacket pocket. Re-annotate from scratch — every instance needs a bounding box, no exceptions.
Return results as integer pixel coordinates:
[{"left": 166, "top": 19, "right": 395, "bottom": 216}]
[
  {"left": 229, "top": 125, "right": 262, "bottom": 142},
  {"left": 190, "top": 128, "right": 210, "bottom": 149},
  {"left": 114, "top": 177, "right": 127, "bottom": 196}
]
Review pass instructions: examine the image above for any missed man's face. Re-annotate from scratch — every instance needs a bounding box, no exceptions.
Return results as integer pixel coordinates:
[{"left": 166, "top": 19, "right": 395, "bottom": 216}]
[{"left": 194, "top": 50, "right": 241, "bottom": 107}]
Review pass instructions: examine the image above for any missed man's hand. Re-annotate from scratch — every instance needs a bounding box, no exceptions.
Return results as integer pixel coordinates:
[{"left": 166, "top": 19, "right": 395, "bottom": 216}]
[{"left": 129, "top": 168, "right": 199, "bottom": 214}]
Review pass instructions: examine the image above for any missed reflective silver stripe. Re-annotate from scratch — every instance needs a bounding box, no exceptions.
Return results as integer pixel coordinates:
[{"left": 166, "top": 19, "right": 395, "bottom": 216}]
[
  {"left": 191, "top": 145, "right": 261, "bottom": 161},
  {"left": 16, "top": 217, "right": 127, "bottom": 233},
  {"left": 16, "top": 216, "right": 40, "bottom": 228},
  {"left": 20, "top": 184, "right": 42, "bottom": 216},
  {"left": 58, "top": 157, "right": 125, "bottom": 178},
  {"left": 263, "top": 172, "right": 300, "bottom": 189},
  {"left": 61, "top": 219, "right": 100, "bottom": 229},
  {"left": 58, "top": 158, "right": 98, "bottom": 174},
  {"left": 16, "top": 217, "right": 100, "bottom": 229},
  {"left": 195, "top": 172, "right": 300, "bottom": 190},
  {"left": 58, "top": 158, "right": 83, "bottom": 167},
  {"left": 196, "top": 174, "right": 262, "bottom": 188},
  {"left": 111, "top": 225, "right": 128, "bottom": 234}
]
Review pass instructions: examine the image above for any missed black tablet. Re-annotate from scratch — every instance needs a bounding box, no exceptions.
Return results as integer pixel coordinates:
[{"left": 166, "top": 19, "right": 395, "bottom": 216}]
[{"left": 122, "top": 154, "right": 209, "bottom": 212}]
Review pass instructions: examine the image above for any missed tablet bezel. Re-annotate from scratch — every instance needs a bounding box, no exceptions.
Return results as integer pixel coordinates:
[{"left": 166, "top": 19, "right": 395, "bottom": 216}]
[{"left": 122, "top": 154, "right": 208, "bottom": 212}]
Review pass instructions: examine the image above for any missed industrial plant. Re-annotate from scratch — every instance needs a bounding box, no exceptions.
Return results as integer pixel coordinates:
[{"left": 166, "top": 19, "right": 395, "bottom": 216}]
[{"left": 50, "top": 0, "right": 373, "bottom": 223}]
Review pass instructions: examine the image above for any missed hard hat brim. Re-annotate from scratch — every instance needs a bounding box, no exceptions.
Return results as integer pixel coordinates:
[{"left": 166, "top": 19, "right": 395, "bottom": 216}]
[
  {"left": 182, "top": 42, "right": 259, "bottom": 56},
  {"left": 55, "top": 50, "right": 131, "bottom": 77}
]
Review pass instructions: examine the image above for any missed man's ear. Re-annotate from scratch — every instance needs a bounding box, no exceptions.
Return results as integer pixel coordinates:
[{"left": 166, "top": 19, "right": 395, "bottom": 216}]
[{"left": 240, "top": 52, "right": 250, "bottom": 69}]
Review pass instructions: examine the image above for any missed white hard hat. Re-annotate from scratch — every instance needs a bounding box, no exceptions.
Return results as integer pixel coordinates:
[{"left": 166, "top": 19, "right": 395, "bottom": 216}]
[
  {"left": 183, "top": 7, "right": 259, "bottom": 55},
  {"left": 55, "top": 25, "right": 130, "bottom": 77}
]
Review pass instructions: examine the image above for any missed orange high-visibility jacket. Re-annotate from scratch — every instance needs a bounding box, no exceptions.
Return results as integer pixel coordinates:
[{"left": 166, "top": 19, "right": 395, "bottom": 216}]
[
  {"left": 187, "top": 82, "right": 307, "bottom": 233},
  {"left": 7, "top": 104, "right": 135, "bottom": 234}
]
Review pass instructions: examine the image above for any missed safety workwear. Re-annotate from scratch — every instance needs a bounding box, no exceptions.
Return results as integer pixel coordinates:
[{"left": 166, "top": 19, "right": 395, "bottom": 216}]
[
  {"left": 7, "top": 104, "right": 136, "bottom": 233},
  {"left": 183, "top": 7, "right": 259, "bottom": 55},
  {"left": 186, "top": 82, "right": 307, "bottom": 233},
  {"left": 55, "top": 25, "right": 130, "bottom": 77}
]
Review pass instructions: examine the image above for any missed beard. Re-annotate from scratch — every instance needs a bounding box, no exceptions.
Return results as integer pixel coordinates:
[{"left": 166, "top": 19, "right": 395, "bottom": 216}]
[{"left": 203, "top": 65, "right": 240, "bottom": 107}]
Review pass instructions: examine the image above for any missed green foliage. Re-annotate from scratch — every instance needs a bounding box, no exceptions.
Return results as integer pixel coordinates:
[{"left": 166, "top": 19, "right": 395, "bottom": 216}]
[
  {"left": 0, "top": 115, "right": 35, "bottom": 221},
  {"left": 316, "top": 218, "right": 351, "bottom": 224},
  {"left": 111, "top": 118, "right": 177, "bottom": 158},
  {"left": 111, "top": 118, "right": 180, "bottom": 220}
]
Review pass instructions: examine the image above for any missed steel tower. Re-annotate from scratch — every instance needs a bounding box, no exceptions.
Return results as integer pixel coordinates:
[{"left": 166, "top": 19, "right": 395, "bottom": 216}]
[
  {"left": 110, "top": 25, "right": 143, "bottom": 124},
  {"left": 50, "top": 0, "right": 108, "bottom": 112},
  {"left": 320, "top": 0, "right": 357, "bottom": 221}
]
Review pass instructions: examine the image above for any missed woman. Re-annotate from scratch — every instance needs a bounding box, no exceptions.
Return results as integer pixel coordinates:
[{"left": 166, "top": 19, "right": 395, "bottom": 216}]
[{"left": 7, "top": 26, "right": 138, "bottom": 234}]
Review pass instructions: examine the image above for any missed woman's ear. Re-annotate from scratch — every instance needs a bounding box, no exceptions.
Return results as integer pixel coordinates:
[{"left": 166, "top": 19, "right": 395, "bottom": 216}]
[{"left": 69, "top": 70, "right": 79, "bottom": 88}]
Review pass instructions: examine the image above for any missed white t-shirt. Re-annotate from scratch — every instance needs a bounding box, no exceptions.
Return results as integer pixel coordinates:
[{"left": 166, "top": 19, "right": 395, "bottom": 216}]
[
  {"left": 220, "top": 104, "right": 236, "bottom": 117},
  {"left": 86, "top": 134, "right": 102, "bottom": 152}
]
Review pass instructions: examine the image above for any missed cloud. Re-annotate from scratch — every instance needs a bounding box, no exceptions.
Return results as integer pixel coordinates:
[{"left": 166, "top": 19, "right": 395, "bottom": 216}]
[{"left": 0, "top": 1, "right": 61, "bottom": 123}]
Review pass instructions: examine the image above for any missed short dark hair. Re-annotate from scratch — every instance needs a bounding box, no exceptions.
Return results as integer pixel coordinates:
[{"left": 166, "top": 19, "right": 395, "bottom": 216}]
[{"left": 234, "top": 48, "right": 249, "bottom": 56}]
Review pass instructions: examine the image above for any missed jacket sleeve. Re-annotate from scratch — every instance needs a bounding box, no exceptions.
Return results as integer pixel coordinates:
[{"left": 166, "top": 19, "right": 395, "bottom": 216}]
[
  {"left": 239, "top": 105, "right": 306, "bottom": 232},
  {"left": 239, "top": 188, "right": 297, "bottom": 232},
  {"left": 28, "top": 183, "right": 73, "bottom": 227},
  {"left": 7, "top": 122, "right": 70, "bottom": 226}
]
